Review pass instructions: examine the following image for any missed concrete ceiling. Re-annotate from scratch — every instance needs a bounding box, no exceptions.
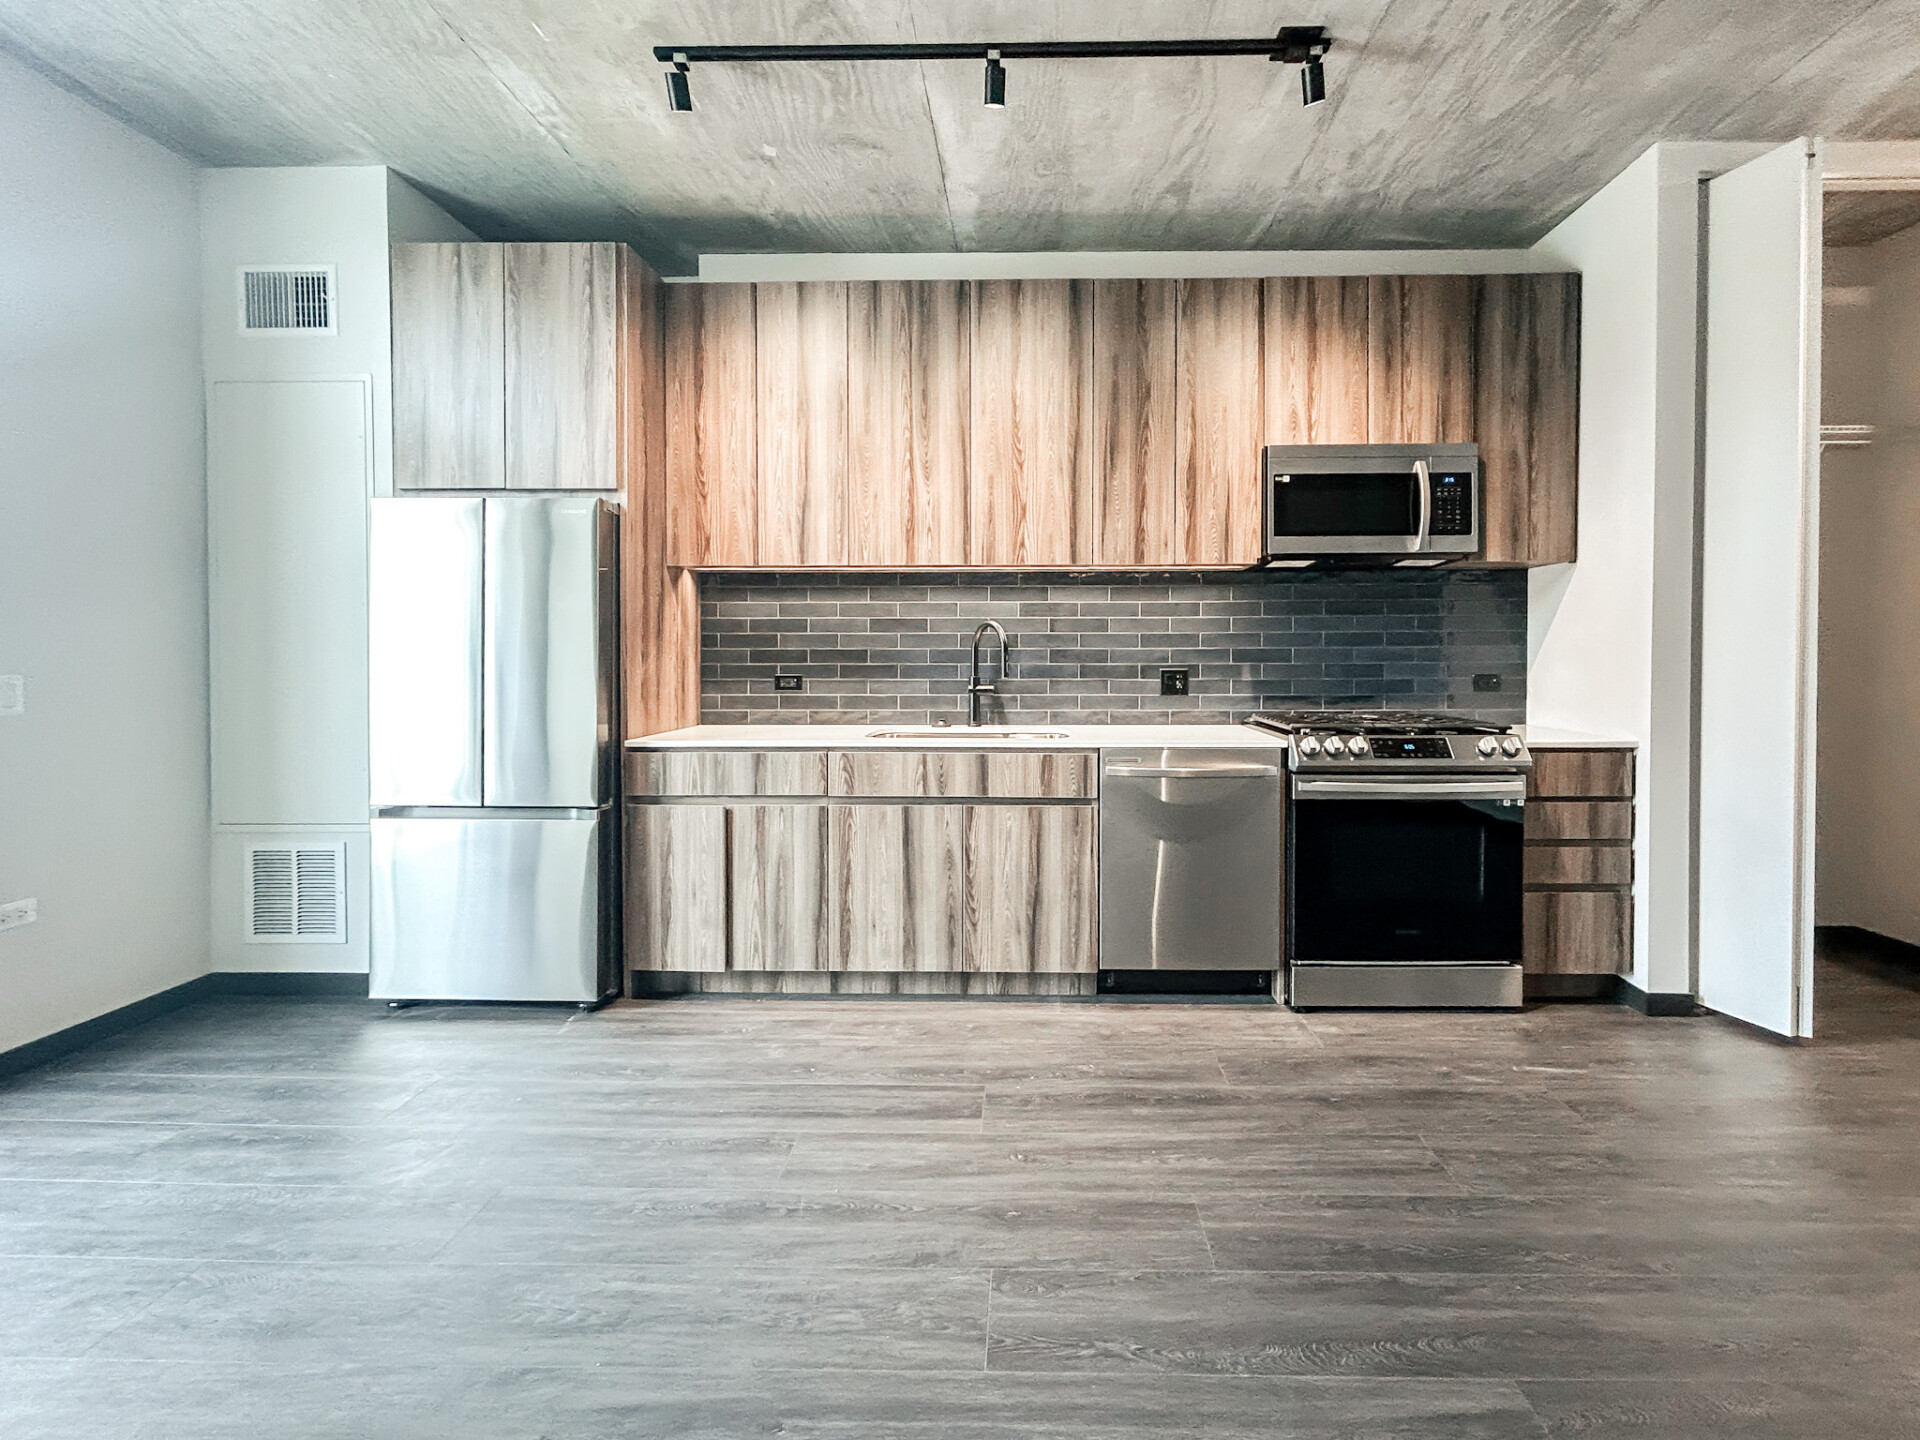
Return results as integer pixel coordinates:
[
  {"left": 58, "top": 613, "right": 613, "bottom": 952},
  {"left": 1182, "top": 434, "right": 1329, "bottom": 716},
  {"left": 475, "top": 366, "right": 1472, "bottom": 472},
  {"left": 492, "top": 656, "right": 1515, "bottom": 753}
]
[{"left": 5, "top": 0, "right": 1920, "bottom": 274}]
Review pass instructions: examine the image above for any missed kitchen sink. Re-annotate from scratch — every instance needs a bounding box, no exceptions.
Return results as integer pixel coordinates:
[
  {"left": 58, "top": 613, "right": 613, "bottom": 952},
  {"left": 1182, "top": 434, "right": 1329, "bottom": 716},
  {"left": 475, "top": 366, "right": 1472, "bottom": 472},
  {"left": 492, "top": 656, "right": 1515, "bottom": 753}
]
[{"left": 865, "top": 729, "right": 1068, "bottom": 741}]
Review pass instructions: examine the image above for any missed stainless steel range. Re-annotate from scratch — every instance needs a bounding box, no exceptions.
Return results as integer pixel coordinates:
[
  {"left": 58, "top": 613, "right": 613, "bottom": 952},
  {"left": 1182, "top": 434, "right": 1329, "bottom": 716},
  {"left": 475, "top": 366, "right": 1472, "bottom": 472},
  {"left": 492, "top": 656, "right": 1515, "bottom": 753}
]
[{"left": 1245, "top": 710, "right": 1530, "bottom": 1010}]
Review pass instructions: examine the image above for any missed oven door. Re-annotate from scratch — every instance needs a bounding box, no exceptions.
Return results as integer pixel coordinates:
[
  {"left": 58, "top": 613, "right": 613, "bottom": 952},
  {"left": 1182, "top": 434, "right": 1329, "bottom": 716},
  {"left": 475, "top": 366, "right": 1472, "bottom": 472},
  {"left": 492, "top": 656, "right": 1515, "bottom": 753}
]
[{"left": 1288, "top": 776, "right": 1525, "bottom": 964}]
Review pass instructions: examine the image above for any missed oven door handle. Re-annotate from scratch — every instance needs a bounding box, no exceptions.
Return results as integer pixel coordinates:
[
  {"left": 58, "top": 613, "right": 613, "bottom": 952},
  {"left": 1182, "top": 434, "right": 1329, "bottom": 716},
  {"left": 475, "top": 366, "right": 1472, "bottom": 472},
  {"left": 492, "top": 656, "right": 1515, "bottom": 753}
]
[
  {"left": 1292, "top": 776, "right": 1526, "bottom": 803},
  {"left": 1410, "top": 459, "right": 1433, "bottom": 553}
]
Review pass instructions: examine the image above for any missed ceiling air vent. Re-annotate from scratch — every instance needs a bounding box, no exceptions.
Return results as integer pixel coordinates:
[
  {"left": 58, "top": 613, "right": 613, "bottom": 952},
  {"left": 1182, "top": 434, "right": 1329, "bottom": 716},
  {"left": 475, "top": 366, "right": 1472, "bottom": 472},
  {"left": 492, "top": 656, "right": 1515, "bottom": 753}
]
[
  {"left": 238, "top": 266, "right": 336, "bottom": 335},
  {"left": 245, "top": 844, "right": 346, "bottom": 943}
]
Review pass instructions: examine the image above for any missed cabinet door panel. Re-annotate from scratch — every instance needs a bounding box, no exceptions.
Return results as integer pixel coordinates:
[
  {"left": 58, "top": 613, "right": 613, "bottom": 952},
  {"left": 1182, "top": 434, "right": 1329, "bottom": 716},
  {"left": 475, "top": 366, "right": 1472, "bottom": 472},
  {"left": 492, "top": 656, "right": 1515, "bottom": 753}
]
[
  {"left": 830, "top": 804, "right": 967, "bottom": 971},
  {"left": 965, "top": 805, "right": 1096, "bottom": 973},
  {"left": 1524, "top": 845, "right": 1632, "bottom": 887},
  {"left": 969, "top": 279, "right": 1093, "bottom": 566},
  {"left": 1092, "top": 279, "right": 1178, "bottom": 565},
  {"left": 830, "top": 751, "right": 988, "bottom": 798},
  {"left": 1528, "top": 749, "right": 1634, "bottom": 799},
  {"left": 1176, "top": 278, "right": 1265, "bottom": 564},
  {"left": 847, "top": 281, "right": 969, "bottom": 565},
  {"left": 979, "top": 752, "right": 1095, "bottom": 799},
  {"left": 634, "top": 750, "right": 828, "bottom": 797},
  {"left": 391, "top": 244, "right": 505, "bottom": 491},
  {"left": 666, "top": 282, "right": 757, "bottom": 564},
  {"left": 1263, "top": 276, "right": 1370, "bottom": 446},
  {"left": 731, "top": 804, "right": 829, "bottom": 971},
  {"left": 504, "top": 243, "right": 618, "bottom": 491},
  {"left": 1476, "top": 273, "right": 1580, "bottom": 564},
  {"left": 626, "top": 804, "right": 727, "bottom": 972},
  {"left": 756, "top": 281, "right": 847, "bottom": 565},
  {"left": 1367, "top": 275, "right": 1477, "bottom": 445},
  {"left": 1526, "top": 800, "right": 1633, "bottom": 841}
]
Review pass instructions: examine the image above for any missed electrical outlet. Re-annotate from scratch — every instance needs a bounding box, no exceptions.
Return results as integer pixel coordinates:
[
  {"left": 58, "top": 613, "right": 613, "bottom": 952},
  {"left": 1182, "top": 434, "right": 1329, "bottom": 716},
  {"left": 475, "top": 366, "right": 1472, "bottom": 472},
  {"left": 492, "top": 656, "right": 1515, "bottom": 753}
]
[
  {"left": 1160, "top": 668, "right": 1190, "bottom": 697},
  {"left": 0, "top": 899, "right": 38, "bottom": 933},
  {"left": 773, "top": 674, "right": 804, "bottom": 692},
  {"left": 1473, "top": 673, "right": 1502, "bottom": 692}
]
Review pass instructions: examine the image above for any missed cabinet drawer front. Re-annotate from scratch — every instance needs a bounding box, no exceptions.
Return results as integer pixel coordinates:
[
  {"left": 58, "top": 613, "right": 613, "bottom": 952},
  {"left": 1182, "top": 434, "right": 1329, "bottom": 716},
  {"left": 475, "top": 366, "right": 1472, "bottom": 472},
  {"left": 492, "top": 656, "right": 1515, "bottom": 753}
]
[
  {"left": 1524, "top": 844, "right": 1632, "bottom": 887},
  {"left": 830, "top": 750, "right": 1094, "bottom": 798},
  {"left": 1525, "top": 799, "right": 1632, "bottom": 841},
  {"left": 964, "top": 805, "right": 1097, "bottom": 973},
  {"left": 1528, "top": 749, "right": 1634, "bottom": 798},
  {"left": 630, "top": 750, "right": 828, "bottom": 797},
  {"left": 1523, "top": 889, "right": 1631, "bottom": 976},
  {"left": 831, "top": 751, "right": 987, "bottom": 797}
]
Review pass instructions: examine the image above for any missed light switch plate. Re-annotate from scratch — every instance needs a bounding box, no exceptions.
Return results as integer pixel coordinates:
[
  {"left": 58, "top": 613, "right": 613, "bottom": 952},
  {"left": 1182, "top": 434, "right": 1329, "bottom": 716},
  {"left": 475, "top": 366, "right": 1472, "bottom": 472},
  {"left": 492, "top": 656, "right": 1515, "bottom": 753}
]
[
  {"left": 0, "top": 899, "right": 37, "bottom": 933},
  {"left": 0, "top": 675, "right": 22, "bottom": 717}
]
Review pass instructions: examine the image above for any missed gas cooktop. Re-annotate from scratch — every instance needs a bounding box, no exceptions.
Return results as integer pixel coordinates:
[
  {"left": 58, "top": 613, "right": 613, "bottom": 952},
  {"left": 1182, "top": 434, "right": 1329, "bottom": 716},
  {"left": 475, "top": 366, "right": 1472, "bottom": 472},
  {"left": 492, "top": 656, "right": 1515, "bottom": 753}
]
[{"left": 1243, "top": 709, "right": 1528, "bottom": 773}]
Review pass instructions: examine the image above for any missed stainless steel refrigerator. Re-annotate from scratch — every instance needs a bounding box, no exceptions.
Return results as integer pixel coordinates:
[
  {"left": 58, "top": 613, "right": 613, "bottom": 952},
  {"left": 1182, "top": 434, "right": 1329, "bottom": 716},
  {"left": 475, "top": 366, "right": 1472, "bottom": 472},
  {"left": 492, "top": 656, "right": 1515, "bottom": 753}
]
[{"left": 368, "top": 496, "right": 618, "bottom": 1004}]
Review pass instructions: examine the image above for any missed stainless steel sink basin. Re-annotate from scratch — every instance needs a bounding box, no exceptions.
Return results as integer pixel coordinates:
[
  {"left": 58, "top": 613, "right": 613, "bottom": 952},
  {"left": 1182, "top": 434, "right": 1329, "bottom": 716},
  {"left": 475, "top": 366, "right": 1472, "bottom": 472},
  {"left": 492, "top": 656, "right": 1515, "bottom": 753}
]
[{"left": 865, "top": 729, "right": 1068, "bottom": 741}]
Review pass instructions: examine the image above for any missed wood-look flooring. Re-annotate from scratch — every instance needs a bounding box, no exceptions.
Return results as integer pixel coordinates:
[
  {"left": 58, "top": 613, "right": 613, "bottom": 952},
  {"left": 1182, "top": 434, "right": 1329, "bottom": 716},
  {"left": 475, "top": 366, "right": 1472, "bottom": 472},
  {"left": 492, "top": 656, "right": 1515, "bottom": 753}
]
[{"left": 3, "top": 932, "right": 1920, "bottom": 1437}]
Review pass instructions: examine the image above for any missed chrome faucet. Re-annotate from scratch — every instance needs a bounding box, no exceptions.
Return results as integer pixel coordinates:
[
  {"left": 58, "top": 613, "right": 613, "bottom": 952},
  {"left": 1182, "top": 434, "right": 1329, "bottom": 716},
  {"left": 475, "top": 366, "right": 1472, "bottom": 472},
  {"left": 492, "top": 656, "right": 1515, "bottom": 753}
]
[{"left": 967, "top": 621, "right": 1011, "bottom": 727}]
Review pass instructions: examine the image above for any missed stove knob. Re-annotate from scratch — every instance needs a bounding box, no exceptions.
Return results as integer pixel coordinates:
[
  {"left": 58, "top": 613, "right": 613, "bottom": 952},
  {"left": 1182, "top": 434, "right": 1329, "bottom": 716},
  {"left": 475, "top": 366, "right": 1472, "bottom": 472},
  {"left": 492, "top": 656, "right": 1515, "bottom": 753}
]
[
  {"left": 1348, "top": 736, "right": 1370, "bottom": 756},
  {"left": 1477, "top": 736, "right": 1499, "bottom": 757},
  {"left": 1500, "top": 736, "right": 1522, "bottom": 757},
  {"left": 1297, "top": 736, "right": 1322, "bottom": 757},
  {"left": 1323, "top": 736, "right": 1346, "bottom": 756}
]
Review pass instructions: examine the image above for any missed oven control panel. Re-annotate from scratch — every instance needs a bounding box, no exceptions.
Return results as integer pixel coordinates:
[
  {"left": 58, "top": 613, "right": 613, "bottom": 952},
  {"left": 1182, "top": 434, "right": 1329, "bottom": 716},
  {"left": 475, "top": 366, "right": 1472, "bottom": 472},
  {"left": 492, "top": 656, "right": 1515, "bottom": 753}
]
[{"left": 1288, "top": 732, "right": 1529, "bottom": 773}]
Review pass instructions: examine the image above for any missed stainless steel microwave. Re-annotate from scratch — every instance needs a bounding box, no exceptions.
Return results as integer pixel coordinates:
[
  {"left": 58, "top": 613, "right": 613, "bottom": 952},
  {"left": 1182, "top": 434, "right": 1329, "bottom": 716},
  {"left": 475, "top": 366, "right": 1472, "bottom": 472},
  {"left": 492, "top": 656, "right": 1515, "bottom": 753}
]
[{"left": 1261, "top": 444, "right": 1480, "bottom": 562}]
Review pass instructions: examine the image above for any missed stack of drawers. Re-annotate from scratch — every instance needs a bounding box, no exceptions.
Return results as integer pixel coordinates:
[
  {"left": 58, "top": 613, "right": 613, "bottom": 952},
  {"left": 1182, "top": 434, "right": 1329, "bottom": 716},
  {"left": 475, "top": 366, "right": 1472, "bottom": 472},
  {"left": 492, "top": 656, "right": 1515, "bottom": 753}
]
[{"left": 1522, "top": 748, "right": 1635, "bottom": 980}]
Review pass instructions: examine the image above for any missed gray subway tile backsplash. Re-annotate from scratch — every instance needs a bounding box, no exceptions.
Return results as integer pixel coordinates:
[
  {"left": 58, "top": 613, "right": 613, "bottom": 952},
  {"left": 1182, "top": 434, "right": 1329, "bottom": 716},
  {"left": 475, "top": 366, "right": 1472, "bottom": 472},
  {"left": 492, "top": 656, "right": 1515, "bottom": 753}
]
[{"left": 699, "top": 570, "right": 1526, "bottom": 727}]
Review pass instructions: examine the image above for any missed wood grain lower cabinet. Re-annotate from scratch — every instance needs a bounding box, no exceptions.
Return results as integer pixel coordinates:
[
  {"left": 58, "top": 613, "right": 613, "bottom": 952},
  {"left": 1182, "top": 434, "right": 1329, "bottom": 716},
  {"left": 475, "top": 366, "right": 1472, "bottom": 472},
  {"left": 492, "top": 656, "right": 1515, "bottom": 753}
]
[
  {"left": 731, "top": 804, "right": 829, "bottom": 971},
  {"left": 829, "top": 804, "right": 966, "bottom": 972},
  {"left": 1522, "top": 747, "right": 1635, "bottom": 979},
  {"left": 964, "top": 805, "right": 1097, "bottom": 973},
  {"left": 626, "top": 804, "right": 728, "bottom": 972}
]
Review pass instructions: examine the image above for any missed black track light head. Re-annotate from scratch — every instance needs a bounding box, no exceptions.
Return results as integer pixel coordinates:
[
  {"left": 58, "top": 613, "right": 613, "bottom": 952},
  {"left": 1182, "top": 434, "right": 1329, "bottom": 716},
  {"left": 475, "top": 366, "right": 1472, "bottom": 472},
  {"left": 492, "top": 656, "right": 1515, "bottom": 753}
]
[
  {"left": 666, "top": 57, "right": 692, "bottom": 112},
  {"left": 1300, "top": 56, "right": 1326, "bottom": 106},
  {"left": 984, "top": 51, "right": 1006, "bottom": 107}
]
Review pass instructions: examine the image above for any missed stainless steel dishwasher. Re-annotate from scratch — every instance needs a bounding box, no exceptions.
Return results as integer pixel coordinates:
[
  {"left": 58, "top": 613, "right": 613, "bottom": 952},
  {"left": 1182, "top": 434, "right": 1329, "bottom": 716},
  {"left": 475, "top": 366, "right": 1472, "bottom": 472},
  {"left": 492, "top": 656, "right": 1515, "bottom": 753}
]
[{"left": 1098, "top": 748, "right": 1284, "bottom": 971}]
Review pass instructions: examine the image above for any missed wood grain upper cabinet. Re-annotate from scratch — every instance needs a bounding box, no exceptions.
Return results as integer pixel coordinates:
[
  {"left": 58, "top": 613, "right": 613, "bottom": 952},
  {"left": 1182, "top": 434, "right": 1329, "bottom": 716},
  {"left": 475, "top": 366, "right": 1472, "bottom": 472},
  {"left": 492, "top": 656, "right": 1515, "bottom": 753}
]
[
  {"left": 503, "top": 243, "right": 620, "bottom": 490},
  {"left": 1475, "top": 273, "right": 1580, "bottom": 565},
  {"left": 391, "top": 244, "right": 506, "bottom": 491},
  {"left": 666, "top": 282, "right": 757, "bottom": 565},
  {"left": 1263, "top": 276, "right": 1370, "bottom": 445},
  {"left": 756, "top": 281, "right": 847, "bottom": 566},
  {"left": 847, "top": 281, "right": 970, "bottom": 566},
  {"left": 1367, "top": 275, "right": 1476, "bottom": 445},
  {"left": 1176, "top": 278, "right": 1265, "bottom": 565},
  {"left": 1092, "top": 279, "right": 1178, "bottom": 566},
  {"left": 969, "top": 279, "right": 1094, "bottom": 566}
]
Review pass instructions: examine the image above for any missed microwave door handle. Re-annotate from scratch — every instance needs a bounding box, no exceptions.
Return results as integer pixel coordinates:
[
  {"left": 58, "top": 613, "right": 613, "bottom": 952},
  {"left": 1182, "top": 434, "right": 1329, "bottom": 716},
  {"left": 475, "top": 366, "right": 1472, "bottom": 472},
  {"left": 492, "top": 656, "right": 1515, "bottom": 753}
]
[{"left": 1411, "top": 459, "right": 1433, "bottom": 553}]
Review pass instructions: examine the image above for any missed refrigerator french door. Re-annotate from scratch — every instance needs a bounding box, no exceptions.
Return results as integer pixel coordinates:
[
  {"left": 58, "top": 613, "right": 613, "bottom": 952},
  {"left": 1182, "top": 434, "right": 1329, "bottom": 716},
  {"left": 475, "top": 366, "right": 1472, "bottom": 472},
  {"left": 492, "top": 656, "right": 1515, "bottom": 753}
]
[{"left": 369, "top": 496, "right": 617, "bottom": 1004}]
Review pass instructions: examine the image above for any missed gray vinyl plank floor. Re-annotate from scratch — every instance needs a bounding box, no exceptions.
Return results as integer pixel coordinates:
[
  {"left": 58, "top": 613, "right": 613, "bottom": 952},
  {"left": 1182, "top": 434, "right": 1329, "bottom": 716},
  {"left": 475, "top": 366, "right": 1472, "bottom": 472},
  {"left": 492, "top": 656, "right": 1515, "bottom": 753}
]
[{"left": 2, "top": 934, "right": 1919, "bottom": 1437}]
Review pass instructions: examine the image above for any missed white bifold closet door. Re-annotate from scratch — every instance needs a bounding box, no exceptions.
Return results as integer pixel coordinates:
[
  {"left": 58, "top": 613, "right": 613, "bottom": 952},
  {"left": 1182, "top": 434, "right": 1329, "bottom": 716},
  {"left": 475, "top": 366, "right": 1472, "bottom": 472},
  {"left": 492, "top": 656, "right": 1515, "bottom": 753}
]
[{"left": 1697, "top": 139, "right": 1823, "bottom": 1038}]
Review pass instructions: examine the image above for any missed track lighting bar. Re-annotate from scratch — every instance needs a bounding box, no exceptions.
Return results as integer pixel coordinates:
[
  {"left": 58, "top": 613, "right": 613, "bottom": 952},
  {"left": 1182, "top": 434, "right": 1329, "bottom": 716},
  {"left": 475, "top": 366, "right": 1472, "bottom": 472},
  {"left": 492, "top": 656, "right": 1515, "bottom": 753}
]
[{"left": 655, "top": 26, "right": 1333, "bottom": 111}]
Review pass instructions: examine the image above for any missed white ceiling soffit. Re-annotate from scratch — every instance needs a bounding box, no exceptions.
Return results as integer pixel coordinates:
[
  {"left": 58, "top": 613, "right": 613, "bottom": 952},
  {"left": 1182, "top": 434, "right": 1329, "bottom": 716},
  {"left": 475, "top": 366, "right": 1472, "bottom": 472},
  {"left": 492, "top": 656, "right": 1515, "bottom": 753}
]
[{"left": 5, "top": 1, "right": 1920, "bottom": 274}]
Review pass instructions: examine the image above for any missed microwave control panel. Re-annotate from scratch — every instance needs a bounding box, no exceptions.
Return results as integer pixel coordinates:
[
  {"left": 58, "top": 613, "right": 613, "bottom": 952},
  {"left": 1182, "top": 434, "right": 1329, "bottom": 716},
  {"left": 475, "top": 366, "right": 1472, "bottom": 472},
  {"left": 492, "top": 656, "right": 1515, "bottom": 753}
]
[{"left": 1429, "top": 473, "right": 1474, "bottom": 536}]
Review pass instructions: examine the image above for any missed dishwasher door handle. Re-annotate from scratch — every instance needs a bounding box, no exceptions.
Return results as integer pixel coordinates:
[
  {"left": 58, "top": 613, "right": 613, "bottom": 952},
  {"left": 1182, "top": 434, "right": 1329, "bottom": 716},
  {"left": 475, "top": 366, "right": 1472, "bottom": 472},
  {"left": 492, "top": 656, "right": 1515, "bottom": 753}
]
[{"left": 1105, "top": 763, "right": 1282, "bottom": 779}]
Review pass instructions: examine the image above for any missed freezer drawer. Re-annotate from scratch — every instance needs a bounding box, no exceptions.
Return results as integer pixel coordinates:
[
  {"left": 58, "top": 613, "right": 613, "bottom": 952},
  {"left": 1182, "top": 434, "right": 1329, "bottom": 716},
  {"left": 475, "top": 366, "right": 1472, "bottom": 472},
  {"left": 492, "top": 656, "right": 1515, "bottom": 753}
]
[
  {"left": 1098, "top": 749, "right": 1284, "bottom": 971},
  {"left": 372, "top": 813, "right": 606, "bottom": 1002}
]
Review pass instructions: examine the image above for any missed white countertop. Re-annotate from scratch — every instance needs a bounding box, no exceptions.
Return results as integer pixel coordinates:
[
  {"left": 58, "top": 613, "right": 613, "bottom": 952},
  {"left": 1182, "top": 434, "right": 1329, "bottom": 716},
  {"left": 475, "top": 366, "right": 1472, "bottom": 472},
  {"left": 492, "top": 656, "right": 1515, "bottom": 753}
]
[
  {"left": 1516, "top": 725, "right": 1639, "bottom": 750},
  {"left": 626, "top": 723, "right": 1288, "bottom": 751}
]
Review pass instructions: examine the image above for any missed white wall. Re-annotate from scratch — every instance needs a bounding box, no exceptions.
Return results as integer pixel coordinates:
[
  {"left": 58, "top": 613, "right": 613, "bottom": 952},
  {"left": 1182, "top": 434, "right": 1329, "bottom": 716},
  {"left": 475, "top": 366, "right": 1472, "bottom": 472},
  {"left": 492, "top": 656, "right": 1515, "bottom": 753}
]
[
  {"left": 1817, "top": 224, "right": 1920, "bottom": 943},
  {"left": 1527, "top": 142, "right": 1766, "bottom": 998},
  {"left": 0, "top": 55, "right": 209, "bottom": 1051},
  {"left": 200, "top": 168, "right": 468, "bottom": 975}
]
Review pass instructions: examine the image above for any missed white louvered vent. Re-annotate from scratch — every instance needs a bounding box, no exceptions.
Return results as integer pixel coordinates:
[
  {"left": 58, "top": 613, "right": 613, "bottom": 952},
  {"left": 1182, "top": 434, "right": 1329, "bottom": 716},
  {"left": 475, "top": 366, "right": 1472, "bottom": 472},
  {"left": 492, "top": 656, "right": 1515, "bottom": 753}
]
[
  {"left": 238, "top": 266, "right": 336, "bottom": 334},
  {"left": 245, "top": 844, "right": 346, "bottom": 943}
]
